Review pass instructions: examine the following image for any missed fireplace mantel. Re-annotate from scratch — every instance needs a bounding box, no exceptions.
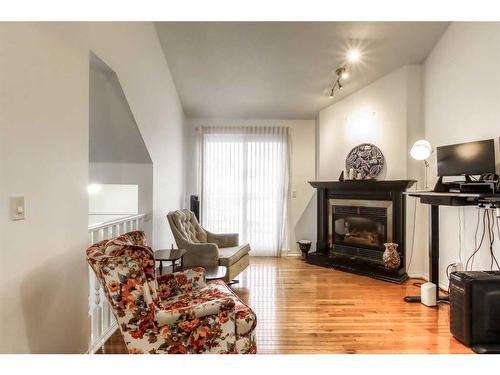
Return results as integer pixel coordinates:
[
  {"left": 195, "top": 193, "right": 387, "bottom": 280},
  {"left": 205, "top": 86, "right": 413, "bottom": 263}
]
[
  {"left": 309, "top": 180, "right": 415, "bottom": 192},
  {"left": 307, "top": 179, "right": 416, "bottom": 283}
]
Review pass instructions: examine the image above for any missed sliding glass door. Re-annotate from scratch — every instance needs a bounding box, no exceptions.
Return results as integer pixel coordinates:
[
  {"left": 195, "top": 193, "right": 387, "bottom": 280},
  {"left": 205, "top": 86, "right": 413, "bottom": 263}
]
[{"left": 201, "top": 127, "right": 290, "bottom": 256}]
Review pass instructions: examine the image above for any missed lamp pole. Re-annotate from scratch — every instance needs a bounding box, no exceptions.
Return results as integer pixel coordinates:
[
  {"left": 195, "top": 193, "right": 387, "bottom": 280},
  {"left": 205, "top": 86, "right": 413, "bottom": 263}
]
[{"left": 424, "top": 159, "right": 429, "bottom": 191}]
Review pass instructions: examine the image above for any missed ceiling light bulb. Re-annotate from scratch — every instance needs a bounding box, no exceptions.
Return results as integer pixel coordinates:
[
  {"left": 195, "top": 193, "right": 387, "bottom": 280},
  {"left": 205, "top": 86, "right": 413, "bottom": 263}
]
[
  {"left": 347, "top": 50, "right": 360, "bottom": 62},
  {"left": 341, "top": 71, "right": 349, "bottom": 79}
]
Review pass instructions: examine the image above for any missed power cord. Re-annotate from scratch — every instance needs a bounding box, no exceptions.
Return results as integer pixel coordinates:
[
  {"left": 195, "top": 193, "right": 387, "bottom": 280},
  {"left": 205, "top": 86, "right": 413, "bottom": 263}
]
[
  {"left": 488, "top": 210, "right": 499, "bottom": 270},
  {"left": 466, "top": 209, "right": 487, "bottom": 271},
  {"left": 445, "top": 263, "right": 456, "bottom": 294}
]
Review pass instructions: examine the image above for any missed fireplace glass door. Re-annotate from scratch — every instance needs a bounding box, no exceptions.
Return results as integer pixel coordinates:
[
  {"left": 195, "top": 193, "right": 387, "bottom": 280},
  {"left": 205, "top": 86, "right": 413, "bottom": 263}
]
[
  {"left": 334, "top": 215, "right": 386, "bottom": 250},
  {"left": 329, "top": 199, "right": 393, "bottom": 252}
]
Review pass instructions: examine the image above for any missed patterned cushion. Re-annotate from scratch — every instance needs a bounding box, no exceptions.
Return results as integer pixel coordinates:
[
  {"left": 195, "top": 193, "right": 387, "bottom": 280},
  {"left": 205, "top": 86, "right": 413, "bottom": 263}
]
[
  {"left": 218, "top": 244, "right": 251, "bottom": 267},
  {"left": 157, "top": 267, "right": 207, "bottom": 299},
  {"left": 103, "top": 234, "right": 159, "bottom": 305},
  {"left": 161, "top": 281, "right": 257, "bottom": 335}
]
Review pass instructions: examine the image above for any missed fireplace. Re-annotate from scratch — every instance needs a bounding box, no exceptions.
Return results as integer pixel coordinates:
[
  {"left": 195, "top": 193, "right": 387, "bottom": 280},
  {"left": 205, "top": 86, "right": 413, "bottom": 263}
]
[
  {"left": 330, "top": 199, "right": 392, "bottom": 263},
  {"left": 307, "top": 180, "right": 415, "bottom": 283}
]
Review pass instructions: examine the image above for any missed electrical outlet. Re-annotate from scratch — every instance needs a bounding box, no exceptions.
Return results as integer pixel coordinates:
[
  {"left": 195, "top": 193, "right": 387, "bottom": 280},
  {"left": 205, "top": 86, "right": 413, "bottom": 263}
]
[{"left": 450, "top": 262, "right": 464, "bottom": 274}]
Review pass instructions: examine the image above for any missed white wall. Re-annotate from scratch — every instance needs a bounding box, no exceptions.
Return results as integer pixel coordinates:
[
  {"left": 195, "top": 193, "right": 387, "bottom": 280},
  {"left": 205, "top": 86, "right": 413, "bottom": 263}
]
[
  {"left": 82, "top": 23, "right": 186, "bottom": 250},
  {"left": 0, "top": 22, "right": 185, "bottom": 353},
  {"left": 89, "top": 54, "right": 152, "bottom": 164},
  {"left": 319, "top": 66, "right": 410, "bottom": 180},
  {"left": 317, "top": 65, "right": 427, "bottom": 276},
  {"left": 0, "top": 23, "right": 89, "bottom": 354},
  {"left": 424, "top": 22, "right": 500, "bottom": 289},
  {"left": 186, "top": 118, "right": 317, "bottom": 254},
  {"left": 88, "top": 184, "right": 139, "bottom": 216},
  {"left": 89, "top": 53, "right": 154, "bottom": 238},
  {"left": 89, "top": 162, "right": 154, "bottom": 239}
]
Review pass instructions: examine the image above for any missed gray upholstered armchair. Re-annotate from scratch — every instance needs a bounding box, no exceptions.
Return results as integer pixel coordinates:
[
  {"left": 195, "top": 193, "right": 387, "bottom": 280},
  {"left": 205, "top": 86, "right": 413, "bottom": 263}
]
[{"left": 167, "top": 209, "right": 250, "bottom": 282}]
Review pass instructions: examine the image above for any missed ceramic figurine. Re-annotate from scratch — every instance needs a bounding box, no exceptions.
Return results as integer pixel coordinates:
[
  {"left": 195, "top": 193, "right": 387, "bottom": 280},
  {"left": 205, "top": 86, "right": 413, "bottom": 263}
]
[{"left": 383, "top": 242, "right": 401, "bottom": 269}]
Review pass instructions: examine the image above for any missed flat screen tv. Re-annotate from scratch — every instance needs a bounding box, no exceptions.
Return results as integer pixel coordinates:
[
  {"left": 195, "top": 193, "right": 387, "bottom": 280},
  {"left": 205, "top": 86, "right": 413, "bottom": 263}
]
[{"left": 437, "top": 139, "right": 496, "bottom": 177}]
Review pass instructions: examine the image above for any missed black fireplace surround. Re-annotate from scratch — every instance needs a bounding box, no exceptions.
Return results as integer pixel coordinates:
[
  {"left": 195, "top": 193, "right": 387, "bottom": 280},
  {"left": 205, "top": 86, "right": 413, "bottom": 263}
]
[{"left": 307, "top": 180, "right": 415, "bottom": 283}]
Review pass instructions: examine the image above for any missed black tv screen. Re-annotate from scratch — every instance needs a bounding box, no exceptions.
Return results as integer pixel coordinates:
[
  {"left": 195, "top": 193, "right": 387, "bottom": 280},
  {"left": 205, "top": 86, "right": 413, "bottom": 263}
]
[{"left": 437, "top": 139, "right": 496, "bottom": 176}]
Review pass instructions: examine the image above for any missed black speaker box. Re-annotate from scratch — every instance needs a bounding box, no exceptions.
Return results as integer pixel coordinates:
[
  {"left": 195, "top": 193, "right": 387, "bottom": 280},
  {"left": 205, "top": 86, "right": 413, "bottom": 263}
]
[
  {"left": 449, "top": 271, "right": 500, "bottom": 353},
  {"left": 190, "top": 195, "right": 200, "bottom": 222}
]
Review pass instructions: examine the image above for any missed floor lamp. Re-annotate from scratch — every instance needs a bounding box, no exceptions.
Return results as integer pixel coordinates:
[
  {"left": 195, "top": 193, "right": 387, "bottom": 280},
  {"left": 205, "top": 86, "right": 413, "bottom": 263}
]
[{"left": 410, "top": 140, "right": 433, "bottom": 190}]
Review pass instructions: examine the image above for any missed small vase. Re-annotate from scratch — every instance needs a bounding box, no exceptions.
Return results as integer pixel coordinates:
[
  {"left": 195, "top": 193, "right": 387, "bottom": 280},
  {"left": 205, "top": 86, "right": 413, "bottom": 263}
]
[
  {"left": 383, "top": 242, "right": 400, "bottom": 269},
  {"left": 297, "top": 240, "right": 312, "bottom": 260}
]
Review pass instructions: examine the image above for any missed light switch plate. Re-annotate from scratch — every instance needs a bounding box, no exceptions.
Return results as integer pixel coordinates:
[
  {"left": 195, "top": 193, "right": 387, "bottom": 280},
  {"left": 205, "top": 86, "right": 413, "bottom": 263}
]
[
  {"left": 10, "top": 196, "right": 25, "bottom": 220},
  {"left": 291, "top": 190, "right": 297, "bottom": 198}
]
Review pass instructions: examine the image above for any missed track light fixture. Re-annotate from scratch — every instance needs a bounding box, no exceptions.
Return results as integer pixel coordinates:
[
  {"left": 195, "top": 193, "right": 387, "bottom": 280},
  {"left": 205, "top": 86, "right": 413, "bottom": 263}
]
[
  {"left": 328, "top": 66, "right": 347, "bottom": 98},
  {"left": 327, "top": 49, "right": 361, "bottom": 99}
]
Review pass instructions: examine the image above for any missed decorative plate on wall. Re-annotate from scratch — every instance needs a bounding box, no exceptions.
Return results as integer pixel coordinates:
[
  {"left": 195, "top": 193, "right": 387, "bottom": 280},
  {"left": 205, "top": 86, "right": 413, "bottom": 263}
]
[{"left": 345, "top": 143, "right": 385, "bottom": 179}]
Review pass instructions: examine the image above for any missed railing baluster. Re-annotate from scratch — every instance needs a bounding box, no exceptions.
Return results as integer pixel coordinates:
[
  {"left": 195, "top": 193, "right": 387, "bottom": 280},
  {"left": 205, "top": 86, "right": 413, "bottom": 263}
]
[{"left": 94, "top": 277, "right": 102, "bottom": 339}]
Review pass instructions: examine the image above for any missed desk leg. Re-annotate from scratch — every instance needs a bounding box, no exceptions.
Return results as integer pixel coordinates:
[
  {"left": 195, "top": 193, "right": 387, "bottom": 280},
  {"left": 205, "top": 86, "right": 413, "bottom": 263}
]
[
  {"left": 429, "top": 205, "right": 449, "bottom": 302},
  {"left": 405, "top": 204, "right": 449, "bottom": 304},
  {"left": 429, "top": 205, "right": 440, "bottom": 300}
]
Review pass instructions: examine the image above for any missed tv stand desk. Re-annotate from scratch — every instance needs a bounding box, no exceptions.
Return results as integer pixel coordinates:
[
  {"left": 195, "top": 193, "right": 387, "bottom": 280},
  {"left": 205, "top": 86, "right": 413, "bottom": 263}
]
[{"left": 403, "top": 191, "right": 500, "bottom": 305}]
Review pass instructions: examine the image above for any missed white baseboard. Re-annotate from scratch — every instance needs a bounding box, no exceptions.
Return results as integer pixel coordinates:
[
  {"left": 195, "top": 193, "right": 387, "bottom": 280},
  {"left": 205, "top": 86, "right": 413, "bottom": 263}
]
[
  {"left": 286, "top": 252, "right": 302, "bottom": 257},
  {"left": 407, "top": 272, "right": 427, "bottom": 280},
  {"left": 87, "top": 322, "right": 118, "bottom": 354},
  {"left": 285, "top": 248, "right": 302, "bottom": 256}
]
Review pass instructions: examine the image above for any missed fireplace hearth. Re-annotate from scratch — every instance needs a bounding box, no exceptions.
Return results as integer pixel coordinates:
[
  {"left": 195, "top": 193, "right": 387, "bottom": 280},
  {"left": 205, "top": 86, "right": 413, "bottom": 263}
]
[{"left": 308, "top": 180, "right": 415, "bottom": 283}]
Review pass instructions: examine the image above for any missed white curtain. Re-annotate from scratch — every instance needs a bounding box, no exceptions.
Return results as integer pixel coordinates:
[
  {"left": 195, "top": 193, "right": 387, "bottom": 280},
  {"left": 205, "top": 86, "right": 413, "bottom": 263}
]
[{"left": 199, "top": 126, "right": 291, "bottom": 256}]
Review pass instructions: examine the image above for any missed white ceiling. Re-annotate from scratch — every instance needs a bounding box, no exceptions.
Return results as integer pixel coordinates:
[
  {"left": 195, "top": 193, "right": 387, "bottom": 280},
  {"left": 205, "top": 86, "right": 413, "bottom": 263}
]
[{"left": 155, "top": 22, "right": 449, "bottom": 119}]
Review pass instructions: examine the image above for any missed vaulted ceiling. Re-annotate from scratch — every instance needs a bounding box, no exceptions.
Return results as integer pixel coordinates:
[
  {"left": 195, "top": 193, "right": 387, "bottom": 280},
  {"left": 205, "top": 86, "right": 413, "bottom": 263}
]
[{"left": 155, "top": 22, "right": 449, "bottom": 119}]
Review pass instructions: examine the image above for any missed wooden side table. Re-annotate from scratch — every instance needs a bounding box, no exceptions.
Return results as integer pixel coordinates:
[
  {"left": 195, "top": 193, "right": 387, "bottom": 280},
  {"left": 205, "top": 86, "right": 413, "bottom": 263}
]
[
  {"left": 204, "top": 265, "right": 227, "bottom": 281},
  {"left": 155, "top": 248, "right": 187, "bottom": 275}
]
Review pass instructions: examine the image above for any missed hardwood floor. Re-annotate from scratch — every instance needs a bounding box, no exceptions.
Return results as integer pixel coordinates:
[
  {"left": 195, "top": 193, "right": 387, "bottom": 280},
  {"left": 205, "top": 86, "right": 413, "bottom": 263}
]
[{"left": 96, "top": 256, "right": 471, "bottom": 354}]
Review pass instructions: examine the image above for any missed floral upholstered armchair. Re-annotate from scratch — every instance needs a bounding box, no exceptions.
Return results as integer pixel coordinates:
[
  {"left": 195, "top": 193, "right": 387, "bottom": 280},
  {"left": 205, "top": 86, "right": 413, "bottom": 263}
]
[{"left": 86, "top": 231, "right": 257, "bottom": 354}]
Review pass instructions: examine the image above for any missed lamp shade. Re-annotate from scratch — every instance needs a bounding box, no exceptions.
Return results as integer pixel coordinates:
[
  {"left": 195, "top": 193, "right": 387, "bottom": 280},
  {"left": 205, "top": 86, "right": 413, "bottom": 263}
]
[{"left": 410, "top": 140, "right": 432, "bottom": 160}]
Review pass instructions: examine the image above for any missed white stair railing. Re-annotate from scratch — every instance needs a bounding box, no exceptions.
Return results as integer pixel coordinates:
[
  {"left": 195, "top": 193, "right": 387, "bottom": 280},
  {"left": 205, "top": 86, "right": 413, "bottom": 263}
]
[{"left": 87, "top": 213, "right": 147, "bottom": 353}]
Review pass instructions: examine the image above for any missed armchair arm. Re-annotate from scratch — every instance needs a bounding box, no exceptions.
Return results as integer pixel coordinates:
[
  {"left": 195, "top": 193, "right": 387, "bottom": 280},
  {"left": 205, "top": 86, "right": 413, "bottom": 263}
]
[
  {"left": 157, "top": 267, "right": 206, "bottom": 299},
  {"left": 206, "top": 231, "right": 239, "bottom": 248},
  {"left": 155, "top": 298, "right": 235, "bottom": 327},
  {"left": 182, "top": 242, "right": 219, "bottom": 268}
]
